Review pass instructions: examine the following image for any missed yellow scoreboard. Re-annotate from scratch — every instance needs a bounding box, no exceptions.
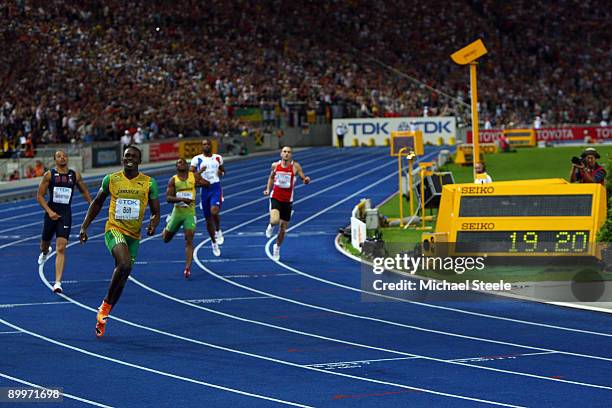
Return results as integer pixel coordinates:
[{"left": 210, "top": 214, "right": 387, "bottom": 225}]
[{"left": 423, "top": 179, "right": 607, "bottom": 257}]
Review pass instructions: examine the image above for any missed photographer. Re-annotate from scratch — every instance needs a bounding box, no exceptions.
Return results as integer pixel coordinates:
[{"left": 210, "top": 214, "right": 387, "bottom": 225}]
[{"left": 570, "top": 148, "right": 606, "bottom": 184}]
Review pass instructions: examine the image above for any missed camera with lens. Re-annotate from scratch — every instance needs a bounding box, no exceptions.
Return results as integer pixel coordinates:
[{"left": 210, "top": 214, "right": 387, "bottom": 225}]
[{"left": 571, "top": 156, "right": 584, "bottom": 165}]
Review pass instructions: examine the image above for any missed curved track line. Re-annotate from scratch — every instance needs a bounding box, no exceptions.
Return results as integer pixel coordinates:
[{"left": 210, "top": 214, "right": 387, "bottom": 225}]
[
  {"left": 0, "top": 149, "right": 362, "bottom": 231},
  {"left": 32, "top": 150, "right": 528, "bottom": 407},
  {"left": 180, "top": 174, "right": 612, "bottom": 390},
  {"left": 0, "top": 149, "right": 375, "bottom": 248},
  {"left": 0, "top": 319, "right": 311, "bottom": 407},
  {"left": 332, "top": 235, "right": 612, "bottom": 335}
]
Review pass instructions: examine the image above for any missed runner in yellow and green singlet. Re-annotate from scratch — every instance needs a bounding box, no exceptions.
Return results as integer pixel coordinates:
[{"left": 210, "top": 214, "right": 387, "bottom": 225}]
[
  {"left": 162, "top": 158, "right": 197, "bottom": 278},
  {"left": 79, "top": 146, "right": 160, "bottom": 337}
]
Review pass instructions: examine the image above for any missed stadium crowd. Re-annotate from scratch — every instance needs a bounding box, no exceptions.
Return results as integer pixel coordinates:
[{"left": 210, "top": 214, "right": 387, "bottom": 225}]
[{"left": 0, "top": 0, "right": 610, "bottom": 159}]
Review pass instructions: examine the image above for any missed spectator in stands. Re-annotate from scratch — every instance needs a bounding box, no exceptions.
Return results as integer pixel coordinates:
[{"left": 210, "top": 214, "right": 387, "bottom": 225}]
[
  {"left": 9, "top": 170, "right": 20, "bottom": 181},
  {"left": 133, "top": 128, "right": 144, "bottom": 144},
  {"left": 0, "top": 0, "right": 609, "bottom": 142},
  {"left": 34, "top": 160, "right": 46, "bottom": 177},
  {"left": 534, "top": 116, "right": 542, "bottom": 129},
  {"left": 570, "top": 148, "right": 606, "bottom": 185},
  {"left": 120, "top": 131, "right": 132, "bottom": 150}
]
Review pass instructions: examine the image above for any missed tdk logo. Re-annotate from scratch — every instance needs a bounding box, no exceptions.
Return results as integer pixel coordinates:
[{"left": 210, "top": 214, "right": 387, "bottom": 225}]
[
  {"left": 348, "top": 123, "right": 389, "bottom": 135},
  {"left": 348, "top": 121, "right": 452, "bottom": 135},
  {"left": 122, "top": 199, "right": 138, "bottom": 205},
  {"left": 461, "top": 222, "right": 495, "bottom": 230},
  {"left": 412, "top": 121, "right": 453, "bottom": 133}
]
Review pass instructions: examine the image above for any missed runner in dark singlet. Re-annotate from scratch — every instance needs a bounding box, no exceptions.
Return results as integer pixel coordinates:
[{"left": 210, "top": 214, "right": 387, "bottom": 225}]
[{"left": 37, "top": 150, "right": 92, "bottom": 293}]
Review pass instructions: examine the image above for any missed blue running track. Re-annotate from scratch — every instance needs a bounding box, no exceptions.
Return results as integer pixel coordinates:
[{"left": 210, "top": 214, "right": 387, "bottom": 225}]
[{"left": 1, "top": 147, "right": 611, "bottom": 407}]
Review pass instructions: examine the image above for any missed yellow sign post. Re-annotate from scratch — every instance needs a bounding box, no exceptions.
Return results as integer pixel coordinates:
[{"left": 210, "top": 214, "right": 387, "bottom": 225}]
[
  {"left": 397, "top": 147, "right": 408, "bottom": 227},
  {"left": 451, "top": 39, "right": 488, "bottom": 181}
]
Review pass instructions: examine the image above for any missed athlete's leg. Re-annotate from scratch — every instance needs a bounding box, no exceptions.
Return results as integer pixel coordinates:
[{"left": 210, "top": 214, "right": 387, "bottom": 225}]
[
  {"left": 105, "top": 243, "right": 132, "bottom": 306},
  {"left": 52, "top": 213, "right": 71, "bottom": 291},
  {"left": 162, "top": 229, "right": 176, "bottom": 243},
  {"left": 210, "top": 183, "right": 223, "bottom": 244},
  {"left": 269, "top": 209, "right": 280, "bottom": 226},
  {"left": 38, "top": 215, "right": 55, "bottom": 265},
  {"left": 276, "top": 220, "right": 289, "bottom": 246},
  {"left": 54, "top": 237, "right": 68, "bottom": 284},
  {"left": 163, "top": 209, "right": 181, "bottom": 243},
  {"left": 211, "top": 206, "right": 221, "bottom": 231},
  {"left": 40, "top": 240, "right": 51, "bottom": 254},
  {"left": 205, "top": 216, "right": 216, "bottom": 240},
  {"left": 97, "top": 231, "right": 138, "bottom": 337},
  {"left": 184, "top": 229, "right": 195, "bottom": 269},
  {"left": 202, "top": 192, "right": 216, "bottom": 242}
]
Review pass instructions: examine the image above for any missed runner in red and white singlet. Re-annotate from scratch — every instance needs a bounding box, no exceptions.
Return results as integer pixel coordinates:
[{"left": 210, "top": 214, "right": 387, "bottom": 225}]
[
  {"left": 263, "top": 146, "right": 310, "bottom": 261},
  {"left": 270, "top": 159, "right": 295, "bottom": 202}
]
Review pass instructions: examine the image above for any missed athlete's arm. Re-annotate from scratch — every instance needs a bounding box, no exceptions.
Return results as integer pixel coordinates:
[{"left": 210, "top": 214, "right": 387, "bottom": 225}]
[
  {"left": 263, "top": 163, "right": 276, "bottom": 196},
  {"left": 146, "top": 178, "right": 160, "bottom": 236},
  {"left": 190, "top": 164, "right": 210, "bottom": 187},
  {"left": 294, "top": 162, "right": 310, "bottom": 184},
  {"left": 217, "top": 155, "right": 225, "bottom": 178},
  {"left": 36, "top": 171, "right": 60, "bottom": 220},
  {"left": 75, "top": 171, "right": 93, "bottom": 204},
  {"left": 165, "top": 177, "right": 178, "bottom": 203},
  {"left": 79, "top": 175, "right": 110, "bottom": 244},
  {"left": 190, "top": 156, "right": 209, "bottom": 187}
]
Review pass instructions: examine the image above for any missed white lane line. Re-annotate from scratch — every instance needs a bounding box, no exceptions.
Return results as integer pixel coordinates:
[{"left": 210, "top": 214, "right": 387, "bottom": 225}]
[
  {"left": 21, "top": 288, "right": 521, "bottom": 408},
  {"left": 0, "top": 150, "right": 373, "bottom": 245},
  {"left": 184, "top": 296, "right": 272, "bottom": 304},
  {"left": 186, "top": 169, "right": 612, "bottom": 390},
  {"left": 0, "top": 301, "right": 69, "bottom": 309},
  {"left": 0, "top": 149, "right": 347, "bottom": 223},
  {"left": 448, "top": 351, "right": 559, "bottom": 363},
  {"left": 26, "top": 150, "right": 388, "bottom": 260},
  {"left": 305, "top": 356, "right": 420, "bottom": 367},
  {"left": 0, "top": 320, "right": 313, "bottom": 407},
  {"left": 34, "top": 152, "right": 526, "bottom": 407},
  {"left": 0, "top": 148, "right": 325, "bottom": 214},
  {"left": 255, "top": 211, "right": 612, "bottom": 358},
  {"left": 0, "top": 331, "right": 22, "bottom": 334},
  {"left": 0, "top": 372, "right": 114, "bottom": 407},
  {"left": 222, "top": 273, "right": 298, "bottom": 278},
  {"left": 334, "top": 238, "right": 612, "bottom": 337},
  {"left": 0, "top": 151, "right": 352, "bottom": 231}
]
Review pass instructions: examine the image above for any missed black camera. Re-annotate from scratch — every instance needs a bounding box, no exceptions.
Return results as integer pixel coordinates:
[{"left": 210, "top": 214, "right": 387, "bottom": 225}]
[{"left": 571, "top": 156, "right": 584, "bottom": 165}]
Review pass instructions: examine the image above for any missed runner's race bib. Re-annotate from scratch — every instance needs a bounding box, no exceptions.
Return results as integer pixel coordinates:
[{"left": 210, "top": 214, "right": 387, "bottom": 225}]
[
  {"left": 115, "top": 198, "right": 140, "bottom": 220},
  {"left": 52, "top": 187, "right": 72, "bottom": 204},
  {"left": 275, "top": 172, "right": 292, "bottom": 188},
  {"left": 204, "top": 167, "right": 217, "bottom": 180},
  {"left": 176, "top": 191, "right": 193, "bottom": 207}
]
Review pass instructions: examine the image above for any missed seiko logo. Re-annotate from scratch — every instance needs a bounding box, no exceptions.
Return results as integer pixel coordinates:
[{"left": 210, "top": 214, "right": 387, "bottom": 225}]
[
  {"left": 461, "top": 186, "right": 494, "bottom": 194},
  {"left": 461, "top": 222, "right": 495, "bottom": 230}
]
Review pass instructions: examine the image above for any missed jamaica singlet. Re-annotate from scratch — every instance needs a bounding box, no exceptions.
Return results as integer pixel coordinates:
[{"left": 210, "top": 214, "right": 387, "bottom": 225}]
[
  {"left": 101, "top": 171, "right": 158, "bottom": 239},
  {"left": 173, "top": 172, "right": 196, "bottom": 214}
]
